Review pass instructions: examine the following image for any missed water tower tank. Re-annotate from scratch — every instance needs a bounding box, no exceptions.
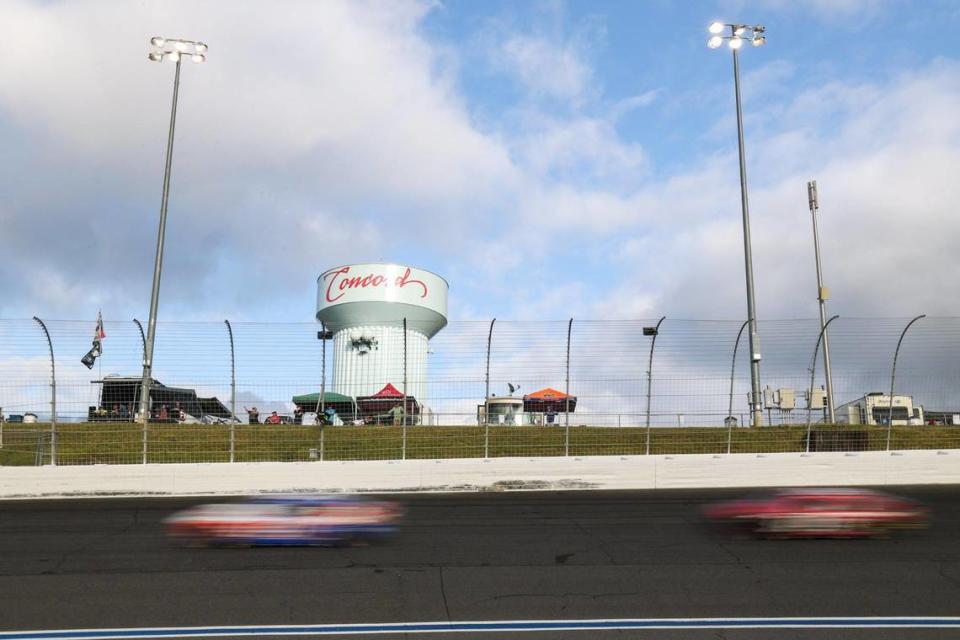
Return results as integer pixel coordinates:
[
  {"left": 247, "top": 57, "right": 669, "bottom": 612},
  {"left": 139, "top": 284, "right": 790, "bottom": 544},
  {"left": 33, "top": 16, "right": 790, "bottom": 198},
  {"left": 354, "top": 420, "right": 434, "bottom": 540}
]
[{"left": 316, "top": 263, "right": 448, "bottom": 403}]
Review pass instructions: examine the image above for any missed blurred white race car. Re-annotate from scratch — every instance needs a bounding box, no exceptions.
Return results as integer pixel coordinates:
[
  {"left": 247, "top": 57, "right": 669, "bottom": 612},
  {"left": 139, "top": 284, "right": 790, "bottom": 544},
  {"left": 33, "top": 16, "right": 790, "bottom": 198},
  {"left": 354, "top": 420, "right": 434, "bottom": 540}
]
[{"left": 166, "top": 494, "right": 403, "bottom": 547}]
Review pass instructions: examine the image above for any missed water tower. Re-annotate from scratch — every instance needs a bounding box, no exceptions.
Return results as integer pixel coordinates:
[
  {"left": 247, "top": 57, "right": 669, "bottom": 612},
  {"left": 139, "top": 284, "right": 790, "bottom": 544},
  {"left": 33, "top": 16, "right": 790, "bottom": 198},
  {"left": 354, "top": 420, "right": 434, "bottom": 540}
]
[{"left": 316, "top": 263, "right": 448, "bottom": 403}]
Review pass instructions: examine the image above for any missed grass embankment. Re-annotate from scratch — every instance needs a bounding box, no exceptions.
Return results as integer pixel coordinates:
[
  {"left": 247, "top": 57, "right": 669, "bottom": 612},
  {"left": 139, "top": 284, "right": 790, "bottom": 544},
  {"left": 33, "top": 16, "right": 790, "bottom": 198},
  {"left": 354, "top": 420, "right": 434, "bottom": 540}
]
[{"left": 1, "top": 423, "right": 958, "bottom": 466}]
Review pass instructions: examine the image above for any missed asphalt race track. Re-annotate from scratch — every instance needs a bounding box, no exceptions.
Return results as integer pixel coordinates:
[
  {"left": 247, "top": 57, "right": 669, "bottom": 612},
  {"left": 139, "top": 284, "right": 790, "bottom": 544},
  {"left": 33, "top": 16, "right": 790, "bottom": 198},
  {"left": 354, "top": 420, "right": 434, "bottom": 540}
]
[{"left": 1, "top": 487, "right": 959, "bottom": 639}]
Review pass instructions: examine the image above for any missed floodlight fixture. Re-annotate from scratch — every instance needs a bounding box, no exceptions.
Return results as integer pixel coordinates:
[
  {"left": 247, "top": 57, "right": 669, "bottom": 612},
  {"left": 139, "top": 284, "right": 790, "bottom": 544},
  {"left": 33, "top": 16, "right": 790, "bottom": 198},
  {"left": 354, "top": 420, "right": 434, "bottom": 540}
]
[
  {"left": 705, "top": 22, "right": 767, "bottom": 50},
  {"left": 149, "top": 37, "right": 208, "bottom": 63}
]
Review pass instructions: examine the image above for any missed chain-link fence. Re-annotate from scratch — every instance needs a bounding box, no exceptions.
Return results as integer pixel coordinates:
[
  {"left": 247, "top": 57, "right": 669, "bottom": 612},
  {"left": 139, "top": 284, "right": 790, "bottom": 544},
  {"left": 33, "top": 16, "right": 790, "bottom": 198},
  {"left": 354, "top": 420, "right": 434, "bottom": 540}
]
[{"left": 1, "top": 316, "right": 959, "bottom": 465}]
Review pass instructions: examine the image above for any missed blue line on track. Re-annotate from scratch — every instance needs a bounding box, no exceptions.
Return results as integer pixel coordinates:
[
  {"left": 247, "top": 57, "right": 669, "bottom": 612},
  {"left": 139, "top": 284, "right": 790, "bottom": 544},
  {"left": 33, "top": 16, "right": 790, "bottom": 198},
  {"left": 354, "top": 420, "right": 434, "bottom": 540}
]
[{"left": 3, "top": 618, "right": 960, "bottom": 638}]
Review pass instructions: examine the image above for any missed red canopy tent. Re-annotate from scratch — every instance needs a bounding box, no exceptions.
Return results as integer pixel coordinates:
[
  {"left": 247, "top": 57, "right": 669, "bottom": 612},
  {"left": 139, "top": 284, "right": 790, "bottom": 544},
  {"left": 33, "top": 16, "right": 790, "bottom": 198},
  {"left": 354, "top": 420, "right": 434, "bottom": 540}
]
[
  {"left": 356, "top": 383, "right": 419, "bottom": 423},
  {"left": 371, "top": 383, "right": 404, "bottom": 398},
  {"left": 523, "top": 387, "right": 577, "bottom": 413}
]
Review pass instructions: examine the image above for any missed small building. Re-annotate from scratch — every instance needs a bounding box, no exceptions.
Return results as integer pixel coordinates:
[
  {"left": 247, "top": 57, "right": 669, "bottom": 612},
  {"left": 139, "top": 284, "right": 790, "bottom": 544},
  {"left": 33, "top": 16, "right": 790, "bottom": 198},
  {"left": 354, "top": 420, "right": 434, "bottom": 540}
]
[
  {"left": 836, "top": 392, "right": 923, "bottom": 426},
  {"left": 477, "top": 396, "right": 525, "bottom": 426},
  {"left": 921, "top": 410, "right": 960, "bottom": 426}
]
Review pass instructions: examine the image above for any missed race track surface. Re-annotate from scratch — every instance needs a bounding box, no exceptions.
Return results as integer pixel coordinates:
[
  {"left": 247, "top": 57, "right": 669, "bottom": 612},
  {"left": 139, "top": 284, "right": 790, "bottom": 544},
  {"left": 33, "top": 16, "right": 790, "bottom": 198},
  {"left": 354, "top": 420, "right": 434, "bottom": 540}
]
[{"left": 1, "top": 487, "right": 959, "bottom": 639}]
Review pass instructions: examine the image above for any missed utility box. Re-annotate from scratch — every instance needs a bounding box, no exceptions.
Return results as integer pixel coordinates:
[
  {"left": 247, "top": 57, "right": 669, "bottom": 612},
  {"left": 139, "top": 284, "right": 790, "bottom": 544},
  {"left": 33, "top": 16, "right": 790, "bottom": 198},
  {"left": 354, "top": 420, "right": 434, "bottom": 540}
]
[
  {"left": 763, "top": 386, "right": 776, "bottom": 409},
  {"left": 778, "top": 388, "right": 796, "bottom": 410},
  {"left": 808, "top": 388, "right": 826, "bottom": 410}
]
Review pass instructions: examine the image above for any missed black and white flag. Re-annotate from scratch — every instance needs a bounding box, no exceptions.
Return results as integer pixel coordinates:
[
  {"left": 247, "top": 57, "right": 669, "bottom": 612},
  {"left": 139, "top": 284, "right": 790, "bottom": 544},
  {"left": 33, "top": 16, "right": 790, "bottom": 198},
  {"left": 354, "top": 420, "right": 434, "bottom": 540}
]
[{"left": 81, "top": 311, "right": 106, "bottom": 369}]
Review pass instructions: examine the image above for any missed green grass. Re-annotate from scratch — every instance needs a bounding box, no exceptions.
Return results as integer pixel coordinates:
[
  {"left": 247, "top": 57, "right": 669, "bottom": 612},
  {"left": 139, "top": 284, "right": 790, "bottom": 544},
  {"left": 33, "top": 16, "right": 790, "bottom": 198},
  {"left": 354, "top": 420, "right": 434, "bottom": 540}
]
[{"left": 1, "top": 422, "right": 958, "bottom": 466}]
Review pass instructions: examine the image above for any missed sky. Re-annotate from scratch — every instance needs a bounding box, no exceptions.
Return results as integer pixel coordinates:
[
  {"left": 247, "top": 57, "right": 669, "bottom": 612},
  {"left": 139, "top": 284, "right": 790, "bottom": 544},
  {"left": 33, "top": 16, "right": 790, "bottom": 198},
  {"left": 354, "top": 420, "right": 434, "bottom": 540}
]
[{"left": 1, "top": 0, "right": 959, "bottom": 325}]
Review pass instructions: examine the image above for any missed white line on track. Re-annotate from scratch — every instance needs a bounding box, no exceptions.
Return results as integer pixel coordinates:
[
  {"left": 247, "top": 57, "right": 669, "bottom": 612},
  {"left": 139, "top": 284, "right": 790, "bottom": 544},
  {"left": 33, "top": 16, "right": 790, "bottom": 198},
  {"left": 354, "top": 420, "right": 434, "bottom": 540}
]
[{"left": 3, "top": 618, "right": 960, "bottom": 638}]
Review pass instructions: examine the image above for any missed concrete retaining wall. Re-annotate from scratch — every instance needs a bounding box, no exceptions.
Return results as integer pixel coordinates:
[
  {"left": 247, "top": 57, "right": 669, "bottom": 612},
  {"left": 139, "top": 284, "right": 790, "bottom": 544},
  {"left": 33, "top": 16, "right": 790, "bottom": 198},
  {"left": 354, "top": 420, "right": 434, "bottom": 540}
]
[{"left": 0, "top": 449, "right": 958, "bottom": 499}]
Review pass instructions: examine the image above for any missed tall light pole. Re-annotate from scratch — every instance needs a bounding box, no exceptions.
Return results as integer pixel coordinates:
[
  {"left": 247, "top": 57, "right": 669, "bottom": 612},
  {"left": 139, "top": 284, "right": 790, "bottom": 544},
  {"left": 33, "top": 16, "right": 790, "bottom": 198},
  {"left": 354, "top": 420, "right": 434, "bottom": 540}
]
[
  {"left": 807, "top": 180, "right": 836, "bottom": 423},
  {"left": 138, "top": 37, "right": 207, "bottom": 430},
  {"left": 708, "top": 21, "right": 766, "bottom": 427}
]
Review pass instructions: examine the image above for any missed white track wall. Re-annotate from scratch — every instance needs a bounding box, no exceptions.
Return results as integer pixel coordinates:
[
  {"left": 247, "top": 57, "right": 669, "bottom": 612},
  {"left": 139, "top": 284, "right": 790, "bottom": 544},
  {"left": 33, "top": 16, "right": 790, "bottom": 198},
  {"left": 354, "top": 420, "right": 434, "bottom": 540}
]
[
  {"left": 1, "top": 450, "right": 958, "bottom": 499},
  {"left": 332, "top": 325, "right": 429, "bottom": 401}
]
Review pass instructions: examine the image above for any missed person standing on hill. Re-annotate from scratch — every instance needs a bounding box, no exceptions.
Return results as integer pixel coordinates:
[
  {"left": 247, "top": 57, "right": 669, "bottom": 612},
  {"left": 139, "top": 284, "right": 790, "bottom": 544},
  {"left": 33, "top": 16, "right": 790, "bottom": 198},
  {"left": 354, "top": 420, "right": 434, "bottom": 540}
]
[{"left": 244, "top": 406, "right": 260, "bottom": 424}]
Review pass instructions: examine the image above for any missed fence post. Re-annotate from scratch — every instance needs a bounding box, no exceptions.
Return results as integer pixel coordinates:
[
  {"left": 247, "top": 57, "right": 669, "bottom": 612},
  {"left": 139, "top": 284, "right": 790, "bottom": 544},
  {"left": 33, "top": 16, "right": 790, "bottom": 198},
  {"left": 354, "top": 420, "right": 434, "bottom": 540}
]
[
  {"left": 402, "top": 318, "right": 407, "bottom": 460},
  {"left": 315, "top": 322, "right": 328, "bottom": 461},
  {"left": 134, "top": 319, "right": 149, "bottom": 464},
  {"left": 133, "top": 319, "right": 147, "bottom": 360},
  {"left": 887, "top": 314, "right": 925, "bottom": 451},
  {"left": 806, "top": 315, "right": 840, "bottom": 452},
  {"left": 32, "top": 317, "right": 56, "bottom": 466},
  {"left": 644, "top": 316, "right": 666, "bottom": 455},
  {"left": 224, "top": 319, "right": 236, "bottom": 463},
  {"left": 484, "top": 318, "right": 495, "bottom": 458},
  {"left": 142, "top": 406, "right": 148, "bottom": 464},
  {"left": 644, "top": 317, "right": 666, "bottom": 430},
  {"left": 565, "top": 318, "right": 572, "bottom": 456},
  {"left": 727, "top": 319, "right": 750, "bottom": 454}
]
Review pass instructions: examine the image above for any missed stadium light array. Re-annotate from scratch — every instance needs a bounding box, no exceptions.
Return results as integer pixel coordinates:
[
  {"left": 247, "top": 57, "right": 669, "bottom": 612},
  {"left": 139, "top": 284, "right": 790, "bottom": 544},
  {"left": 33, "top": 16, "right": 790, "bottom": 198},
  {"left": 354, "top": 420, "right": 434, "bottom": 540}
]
[
  {"left": 148, "top": 37, "right": 208, "bottom": 64},
  {"left": 707, "top": 22, "right": 765, "bottom": 49}
]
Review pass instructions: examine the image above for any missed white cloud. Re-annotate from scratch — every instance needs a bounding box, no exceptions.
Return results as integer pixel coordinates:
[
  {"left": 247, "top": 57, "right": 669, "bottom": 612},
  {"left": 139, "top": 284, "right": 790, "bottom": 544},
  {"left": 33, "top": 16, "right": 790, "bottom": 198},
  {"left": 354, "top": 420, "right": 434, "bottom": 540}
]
[
  {"left": 515, "top": 115, "right": 648, "bottom": 186},
  {"left": 732, "top": 0, "right": 887, "bottom": 22},
  {"left": 611, "top": 61, "right": 960, "bottom": 320},
  {"left": 0, "top": 0, "right": 518, "bottom": 318},
  {"left": 1, "top": 0, "right": 957, "bottom": 333},
  {"left": 498, "top": 34, "right": 594, "bottom": 103}
]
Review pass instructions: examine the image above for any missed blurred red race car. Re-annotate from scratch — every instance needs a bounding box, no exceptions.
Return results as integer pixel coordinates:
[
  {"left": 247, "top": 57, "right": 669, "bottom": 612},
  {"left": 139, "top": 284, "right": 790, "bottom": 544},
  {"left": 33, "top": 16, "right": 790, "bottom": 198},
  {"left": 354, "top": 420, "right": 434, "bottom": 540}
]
[
  {"left": 703, "top": 488, "right": 927, "bottom": 538},
  {"left": 165, "top": 494, "right": 404, "bottom": 547}
]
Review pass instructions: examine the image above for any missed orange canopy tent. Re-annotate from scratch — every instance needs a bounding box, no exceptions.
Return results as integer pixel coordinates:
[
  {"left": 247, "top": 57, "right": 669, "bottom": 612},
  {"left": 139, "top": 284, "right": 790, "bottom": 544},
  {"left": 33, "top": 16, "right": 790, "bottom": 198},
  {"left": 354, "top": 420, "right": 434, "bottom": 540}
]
[{"left": 522, "top": 387, "right": 576, "bottom": 413}]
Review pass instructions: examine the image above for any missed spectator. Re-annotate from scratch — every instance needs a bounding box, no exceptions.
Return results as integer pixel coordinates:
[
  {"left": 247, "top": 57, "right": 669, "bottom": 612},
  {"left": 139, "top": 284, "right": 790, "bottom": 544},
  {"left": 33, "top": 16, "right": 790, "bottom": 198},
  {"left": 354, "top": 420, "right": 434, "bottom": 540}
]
[
  {"left": 173, "top": 401, "right": 183, "bottom": 422},
  {"left": 244, "top": 406, "right": 260, "bottom": 424},
  {"left": 293, "top": 405, "right": 304, "bottom": 425},
  {"left": 118, "top": 404, "right": 129, "bottom": 420},
  {"left": 266, "top": 411, "right": 281, "bottom": 424},
  {"left": 546, "top": 409, "right": 556, "bottom": 425},
  {"left": 158, "top": 405, "right": 169, "bottom": 420},
  {"left": 389, "top": 404, "right": 404, "bottom": 426},
  {"left": 323, "top": 406, "right": 337, "bottom": 426}
]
